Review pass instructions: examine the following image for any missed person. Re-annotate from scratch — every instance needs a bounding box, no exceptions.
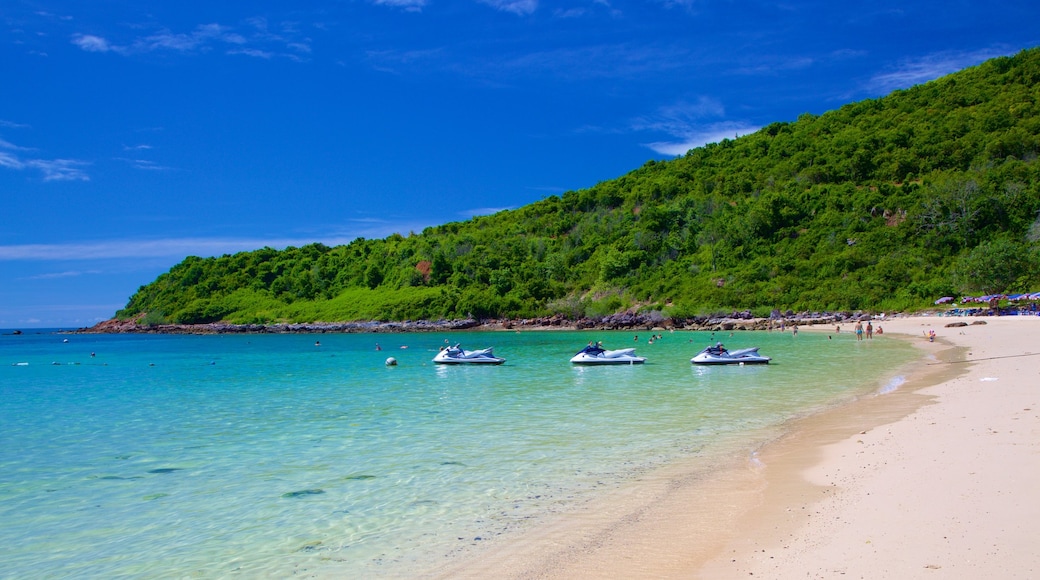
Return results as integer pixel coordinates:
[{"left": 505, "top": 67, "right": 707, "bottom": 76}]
[
  {"left": 876, "top": 326, "right": 883, "bottom": 335},
  {"left": 855, "top": 321, "right": 864, "bottom": 341},
  {"left": 375, "top": 343, "right": 382, "bottom": 351},
  {"left": 866, "top": 321, "right": 873, "bottom": 339},
  {"left": 928, "top": 329, "right": 936, "bottom": 342}
]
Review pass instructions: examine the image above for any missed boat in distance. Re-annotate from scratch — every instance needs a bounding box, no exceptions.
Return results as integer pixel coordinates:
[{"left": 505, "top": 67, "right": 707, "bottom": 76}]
[
  {"left": 691, "top": 344, "right": 771, "bottom": 365},
  {"left": 570, "top": 344, "right": 646, "bottom": 365},
  {"left": 433, "top": 345, "right": 506, "bottom": 365}
]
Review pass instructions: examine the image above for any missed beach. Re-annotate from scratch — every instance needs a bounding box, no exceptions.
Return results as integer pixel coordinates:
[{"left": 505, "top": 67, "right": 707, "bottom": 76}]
[{"left": 426, "top": 315, "right": 1040, "bottom": 578}]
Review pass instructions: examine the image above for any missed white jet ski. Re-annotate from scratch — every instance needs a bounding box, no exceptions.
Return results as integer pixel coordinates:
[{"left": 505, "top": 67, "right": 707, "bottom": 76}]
[
  {"left": 433, "top": 344, "right": 505, "bottom": 365},
  {"left": 691, "top": 343, "right": 771, "bottom": 365},
  {"left": 570, "top": 344, "right": 646, "bottom": 365}
]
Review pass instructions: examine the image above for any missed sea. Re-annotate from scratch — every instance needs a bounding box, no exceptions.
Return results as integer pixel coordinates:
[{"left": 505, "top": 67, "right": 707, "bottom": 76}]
[{"left": 0, "top": 327, "right": 917, "bottom": 578}]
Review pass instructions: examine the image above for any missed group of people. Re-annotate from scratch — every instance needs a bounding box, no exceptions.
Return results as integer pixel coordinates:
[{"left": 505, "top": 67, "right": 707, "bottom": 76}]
[{"left": 847, "top": 320, "right": 883, "bottom": 340}]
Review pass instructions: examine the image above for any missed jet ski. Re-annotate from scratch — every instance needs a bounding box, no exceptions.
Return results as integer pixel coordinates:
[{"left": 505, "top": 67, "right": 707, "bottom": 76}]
[
  {"left": 570, "top": 344, "right": 646, "bottom": 365},
  {"left": 433, "top": 344, "right": 505, "bottom": 365},
  {"left": 691, "top": 343, "right": 771, "bottom": 365}
]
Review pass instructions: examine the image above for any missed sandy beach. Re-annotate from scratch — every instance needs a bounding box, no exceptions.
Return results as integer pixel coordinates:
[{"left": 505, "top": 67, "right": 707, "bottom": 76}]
[{"left": 427, "top": 315, "right": 1040, "bottom": 579}]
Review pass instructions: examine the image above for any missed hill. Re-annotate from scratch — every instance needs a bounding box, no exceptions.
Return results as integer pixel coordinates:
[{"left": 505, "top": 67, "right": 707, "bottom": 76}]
[{"left": 116, "top": 48, "right": 1040, "bottom": 326}]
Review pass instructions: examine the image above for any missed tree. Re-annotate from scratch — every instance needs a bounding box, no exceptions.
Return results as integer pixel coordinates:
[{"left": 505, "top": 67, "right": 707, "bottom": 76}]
[{"left": 952, "top": 237, "right": 1038, "bottom": 294}]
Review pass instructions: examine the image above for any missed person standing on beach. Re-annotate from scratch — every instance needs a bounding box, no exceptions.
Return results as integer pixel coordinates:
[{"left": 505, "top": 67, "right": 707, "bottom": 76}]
[
  {"left": 855, "top": 321, "right": 864, "bottom": 340},
  {"left": 866, "top": 321, "right": 873, "bottom": 339}
]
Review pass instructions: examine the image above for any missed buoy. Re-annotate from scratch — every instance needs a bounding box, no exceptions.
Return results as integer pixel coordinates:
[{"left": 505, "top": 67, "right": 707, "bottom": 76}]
[{"left": 385, "top": 357, "right": 398, "bottom": 366}]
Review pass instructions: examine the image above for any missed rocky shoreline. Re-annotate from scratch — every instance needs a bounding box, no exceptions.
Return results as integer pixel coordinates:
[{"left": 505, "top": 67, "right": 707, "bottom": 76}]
[{"left": 76, "top": 310, "right": 887, "bottom": 335}]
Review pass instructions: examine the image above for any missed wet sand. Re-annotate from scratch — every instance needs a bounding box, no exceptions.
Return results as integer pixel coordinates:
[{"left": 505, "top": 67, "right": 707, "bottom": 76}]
[{"left": 423, "top": 315, "right": 1040, "bottom": 578}]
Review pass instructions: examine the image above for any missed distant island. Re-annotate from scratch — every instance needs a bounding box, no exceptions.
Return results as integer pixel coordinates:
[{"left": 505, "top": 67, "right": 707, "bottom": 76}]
[{"left": 104, "top": 48, "right": 1040, "bottom": 329}]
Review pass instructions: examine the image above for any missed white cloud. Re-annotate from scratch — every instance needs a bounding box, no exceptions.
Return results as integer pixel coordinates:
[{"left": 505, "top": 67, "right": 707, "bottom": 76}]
[
  {"left": 656, "top": 0, "right": 698, "bottom": 12},
  {"left": 69, "top": 20, "right": 311, "bottom": 60},
  {"left": 491, "top": 43, "right": 689, "bottom": 80},
  {"left": 643, "top": 122, "right": 760, "bottom": 156},
  {"left": 478, "top": 0, "right": 538, "bottom": 15},
  {"left": 0, "top": 151, "right": 24, "bottom": 169},
  {"left": 25, "top": 270, "right": 102, "bottom": 280},
  {"left": 732, "top": 56, "right": 816, "bottom": 76},
  {"left": 25, "top": 158, "right": 90, "bottom": 181},
  {"left": 630, "top": 97, "right": 726, "bottom": 133},
  {"left": 139, "top": 30, "right": 205, "bottom": 52},
  {"left": 371, "top": 0, "right": 428, "bottom": 11},
  {"left": 0, "top": 228, "right": 437, "bottom": 262},
  {"left": 71, "top": 34, "right": 113, "bottom": 52},
  {"left": 867, "top": 47, "right": 1013, "bottom": 94},
  {"left": 0, "top": 138, "right": 90, "bottom": 180},
  {"left": 553, "top": 8, "right": 586, "bottom": 18},
  {"left": 0, "top": 138, "right": 32, "bottom": 151},
  {"left": 115, "top": 157, "right": 171, "bottom": 171},
  {"left": 630, "top": 98, "right": 760, "bottom": 156},
  {"left": 228, "top": 48, "right": 273, "bottom": 59},
  {"left": 195, "top": 23, "right": 234, "bottom": 40}
]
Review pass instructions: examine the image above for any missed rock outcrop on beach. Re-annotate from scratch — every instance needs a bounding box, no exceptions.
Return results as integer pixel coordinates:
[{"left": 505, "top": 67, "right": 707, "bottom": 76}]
[
  {"left": 79, "top": 311, "right": 873, "bottom": 334},
  {"left": 82, "top": 316, "right": 483, "bottom": 335},
  {"left": 496, "top": 311, "right": 865, "bottom": 332}
]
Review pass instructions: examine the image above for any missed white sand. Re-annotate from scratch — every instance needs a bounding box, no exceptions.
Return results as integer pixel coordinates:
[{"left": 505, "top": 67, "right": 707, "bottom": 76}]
[
  {"left": 427, "top": 316, "right": 1040, "bottom": 579},
  {"left": 702, "top": 315, "right": 1040, "bottom": 579}
]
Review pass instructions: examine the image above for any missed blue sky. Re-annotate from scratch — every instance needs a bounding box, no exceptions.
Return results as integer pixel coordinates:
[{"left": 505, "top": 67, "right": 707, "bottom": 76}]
[{"left": 2, "top": 1, "right": 1038, "bottom": 328}]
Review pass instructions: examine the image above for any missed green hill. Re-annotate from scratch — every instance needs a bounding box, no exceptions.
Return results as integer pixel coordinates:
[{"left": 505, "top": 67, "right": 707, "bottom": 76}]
[{"left": 118, "top": 48, "right": 1040, "bottom": 325}]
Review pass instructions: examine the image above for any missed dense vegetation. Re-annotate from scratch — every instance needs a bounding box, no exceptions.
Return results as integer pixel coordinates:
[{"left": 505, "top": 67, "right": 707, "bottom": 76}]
[{"left": 119, "top": 48, "right": 1040, "bottom": 325}]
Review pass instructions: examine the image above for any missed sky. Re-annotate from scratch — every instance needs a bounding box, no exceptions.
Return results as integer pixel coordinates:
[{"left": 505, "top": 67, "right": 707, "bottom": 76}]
[{"left": 2, "top": 1, "right": 1038, "bottom": 328}]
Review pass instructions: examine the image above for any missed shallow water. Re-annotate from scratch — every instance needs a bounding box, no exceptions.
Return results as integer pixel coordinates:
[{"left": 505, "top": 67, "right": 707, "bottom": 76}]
[{"left": 0, "top": 328, "right": 915, "bottom": 578}]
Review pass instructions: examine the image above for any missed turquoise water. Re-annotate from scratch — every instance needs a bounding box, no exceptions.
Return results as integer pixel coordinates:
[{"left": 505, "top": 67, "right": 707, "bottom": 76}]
[{"left": 1, "top": 329, "right": 916, "bottom": 578}]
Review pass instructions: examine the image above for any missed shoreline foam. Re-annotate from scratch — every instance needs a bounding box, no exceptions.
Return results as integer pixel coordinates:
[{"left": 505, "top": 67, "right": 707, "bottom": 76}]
[{"left": 420, "top": 315, "right": 1040, "bottom": 578}]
